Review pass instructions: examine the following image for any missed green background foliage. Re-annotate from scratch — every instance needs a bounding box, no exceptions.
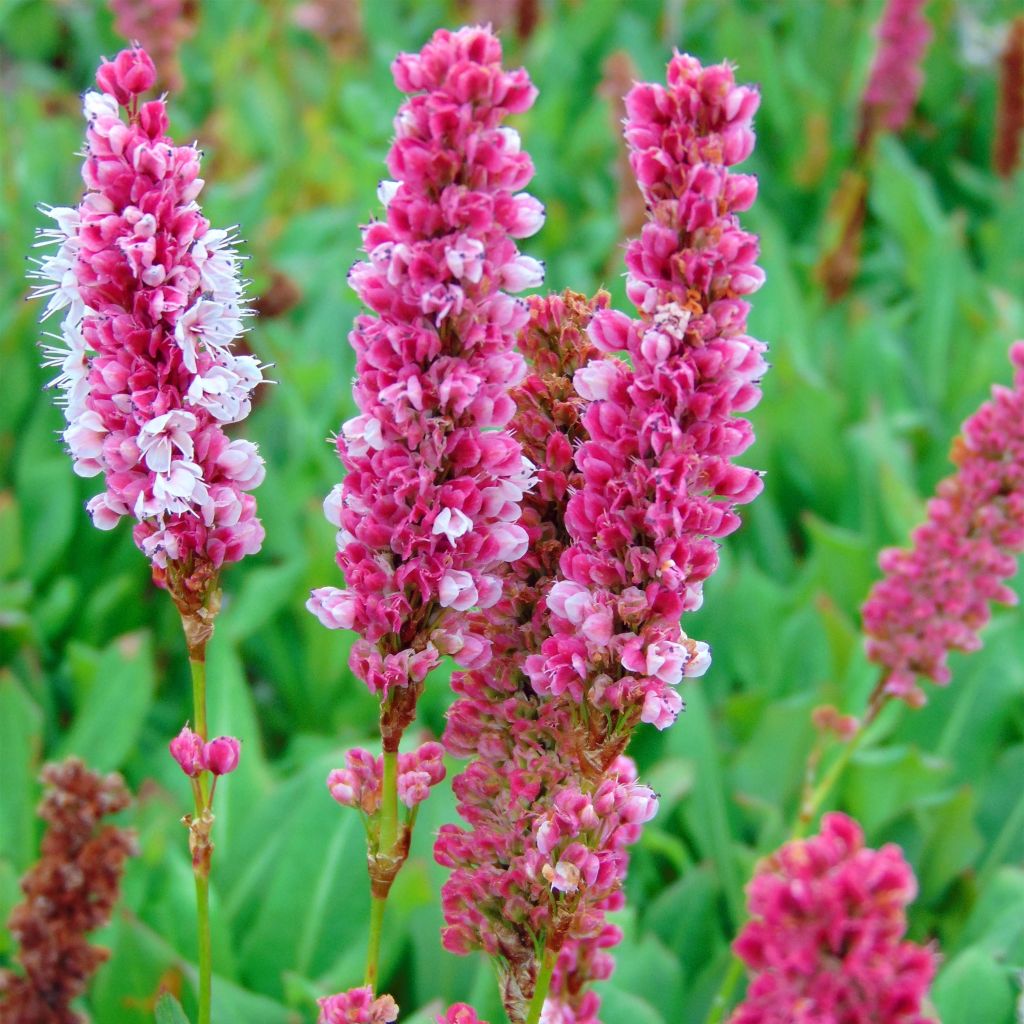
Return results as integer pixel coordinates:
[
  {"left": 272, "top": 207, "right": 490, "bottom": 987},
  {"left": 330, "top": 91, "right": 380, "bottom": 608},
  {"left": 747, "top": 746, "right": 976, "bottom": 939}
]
[{"left": 1, "top": 0, "right": 1023, "bottom": 1020}]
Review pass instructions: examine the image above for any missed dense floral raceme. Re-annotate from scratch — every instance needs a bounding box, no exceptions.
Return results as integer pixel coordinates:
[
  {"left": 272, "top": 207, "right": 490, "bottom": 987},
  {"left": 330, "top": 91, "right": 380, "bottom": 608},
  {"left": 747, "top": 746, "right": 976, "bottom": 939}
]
[
  {"left": 307, "top": 25, "right": 545, "bottom": 712},
  {"left": 0, "top": 759, "right": 137, "bottom": 1024},
  {"left": 524, "top": 53, "right": 765, "bottom": 748},
  {"left": 436, "top": 293, "right": 653, "bottom": 1024},
  {"left": 862, "top": 342, "right": 1024, "bottom": 706},
  {"left": 858, "top": 0, "right": 932, "bottom": 142},
  {"left": 729, "top": 813, "right": 936, "bottom": 1024},
  {"left": 29, "top": 46, "right": 266, "bottom": 592}
]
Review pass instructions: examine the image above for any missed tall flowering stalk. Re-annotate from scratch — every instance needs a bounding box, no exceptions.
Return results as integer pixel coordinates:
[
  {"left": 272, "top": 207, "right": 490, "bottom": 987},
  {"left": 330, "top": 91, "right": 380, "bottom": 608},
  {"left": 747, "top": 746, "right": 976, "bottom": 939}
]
[
  {"left": 437, "top": 292, "right": 654, "bottom": 1024},
  {"left": 308, "top": 25, "right": 544, "bottom": 1000},
  {"left": 435, "top": 53, "right": 767, "bottom": 1023},
  {"left": 728, "top": 814, "right": 937, "bottom": 1024},
  {"left": 29, "top": 46, "right": 263, "bottom": 1024},
  {"left": 526, "top": 53, "right": 765, "bottom": 762}
]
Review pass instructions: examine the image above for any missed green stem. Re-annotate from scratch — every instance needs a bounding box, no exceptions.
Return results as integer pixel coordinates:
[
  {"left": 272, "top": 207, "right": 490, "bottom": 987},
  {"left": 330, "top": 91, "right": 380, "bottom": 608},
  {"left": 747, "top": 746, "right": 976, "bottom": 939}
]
[
  {"left": 380, "top": 749, "right": 399, "bottom": 853},
  {"left": 704, "top": 955, "right": 744, "bottom": 1024},
  {"left": 191, "top": 656, "right": 208, "bottom": 739},
  {"left": 194, "top": 870, "right": 212, "bottom": 1024},
  {"left": 525, "top": 945, "right": 557, "bottom": 1024},
  {"left": 188, "top": 650, "right": 213, "bottom": 1024},
  {"left": 365, "top": 894, "right": 386, "bottom": 990},
  {"left": 793, "top": 727, "right": 864, "bottom": 838}
]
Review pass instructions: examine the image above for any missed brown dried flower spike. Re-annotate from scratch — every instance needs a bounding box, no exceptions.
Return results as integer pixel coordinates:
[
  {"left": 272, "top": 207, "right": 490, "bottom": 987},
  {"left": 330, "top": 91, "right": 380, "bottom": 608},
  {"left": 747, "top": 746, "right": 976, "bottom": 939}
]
[{"left": 0, "top": 758, "right": 137, "bottom": 1024}]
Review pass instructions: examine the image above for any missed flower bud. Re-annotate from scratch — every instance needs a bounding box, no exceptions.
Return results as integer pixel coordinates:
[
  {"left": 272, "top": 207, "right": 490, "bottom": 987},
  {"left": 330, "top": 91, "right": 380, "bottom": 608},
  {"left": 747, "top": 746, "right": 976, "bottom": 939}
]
[
  {"left": 202, "top": 735, "right": 241, "bottom": 776},
  {"left": 169, "top": 725, "right": 204, "bottom": 777}
]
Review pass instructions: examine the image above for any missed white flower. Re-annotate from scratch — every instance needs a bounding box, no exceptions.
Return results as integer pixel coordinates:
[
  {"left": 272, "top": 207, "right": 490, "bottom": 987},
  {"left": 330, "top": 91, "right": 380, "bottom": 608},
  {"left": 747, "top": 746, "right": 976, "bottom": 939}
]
[
  {"left": 64, "top": 410, "right": 106, "bottom": 478},
  {"left": 175, "top": 299, "right": 243, "bottom": 372},
  {"left": 138, "top": 410, "right": 198, "bottom": 474},
  {"left": 438, "top": 570, "right": 478, "bottom": 611},
  {"left": 432, "top": 507, "right": 473, "bottom": 544},
  {"left": 377, "top": 179, "right": 401, "bottom": 207},
  {"left": 341, "top": 413, "right": 385, "bottom": 457},
  {"left": 186, "top": 353, "right": 263, "bottom": 422},
  {"left": 192, "top": 227, "right": 245, "bottom": 305}
]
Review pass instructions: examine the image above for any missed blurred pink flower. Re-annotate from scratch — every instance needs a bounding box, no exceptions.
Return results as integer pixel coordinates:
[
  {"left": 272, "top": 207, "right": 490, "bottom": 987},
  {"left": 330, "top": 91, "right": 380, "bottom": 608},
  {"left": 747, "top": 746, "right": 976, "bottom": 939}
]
[
  {"left": 859, "top": 0, "right": 933, "bottom": 142},
  {"left": 862, "top": 342, "right": 1024, "bottom": 707},
  {"left": 730, "top": 813, "right": 937, "bottom": 1024}
]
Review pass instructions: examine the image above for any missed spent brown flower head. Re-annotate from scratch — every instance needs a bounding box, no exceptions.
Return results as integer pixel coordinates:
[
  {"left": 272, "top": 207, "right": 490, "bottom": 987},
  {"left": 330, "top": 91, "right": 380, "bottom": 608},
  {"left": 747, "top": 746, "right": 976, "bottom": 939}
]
[{"left": 0, "top": 758, "right": 137, "bottom": 1024}]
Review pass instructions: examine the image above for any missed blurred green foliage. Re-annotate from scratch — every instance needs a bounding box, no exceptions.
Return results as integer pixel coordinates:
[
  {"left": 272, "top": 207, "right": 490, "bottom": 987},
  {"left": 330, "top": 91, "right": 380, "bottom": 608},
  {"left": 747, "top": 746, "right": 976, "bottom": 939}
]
[{"left": 1, "top": 0, "right": 1023, "bottom": 1021}]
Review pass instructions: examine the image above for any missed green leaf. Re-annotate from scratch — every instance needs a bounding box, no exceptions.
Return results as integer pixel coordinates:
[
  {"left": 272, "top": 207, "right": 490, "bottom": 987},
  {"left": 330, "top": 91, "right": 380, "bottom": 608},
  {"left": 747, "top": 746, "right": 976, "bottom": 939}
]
[
  {"left": 155, "top": 993, "right": 192, "bottom": 1024},
  {"left": 931, "top": 947, "right": 1015, "bottom": 1024},
  {"left": 593, "top": 984, "right": 666, "bottom": 1024},
  {"left": 0, "top": 671, "right": 43, "bottom": 870},
  {"left": 58, "top": 631, "right": 156, "bottom": 772},
  {"left": 841, "top": 745, "right": 950, "bottom": 837}
]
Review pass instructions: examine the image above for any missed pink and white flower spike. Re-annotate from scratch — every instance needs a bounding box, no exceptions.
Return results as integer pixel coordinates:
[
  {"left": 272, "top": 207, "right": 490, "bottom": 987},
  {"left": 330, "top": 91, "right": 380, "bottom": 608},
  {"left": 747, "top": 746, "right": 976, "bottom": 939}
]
[{"left": 30, "top": 44, "right": 266, "bottom": 616}]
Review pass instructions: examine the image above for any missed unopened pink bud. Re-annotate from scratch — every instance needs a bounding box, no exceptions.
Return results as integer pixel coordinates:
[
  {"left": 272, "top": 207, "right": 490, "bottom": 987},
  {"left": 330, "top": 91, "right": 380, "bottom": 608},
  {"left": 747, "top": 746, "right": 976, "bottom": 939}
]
[
  {"left": 202, "top": 736, "right": 241, "bottom": 776},
  {"left": 169, "top": 725, "right": 204, "bottom": 777},
  {"left": 96, "top": 46, "right": 157, "bottom": 105}
]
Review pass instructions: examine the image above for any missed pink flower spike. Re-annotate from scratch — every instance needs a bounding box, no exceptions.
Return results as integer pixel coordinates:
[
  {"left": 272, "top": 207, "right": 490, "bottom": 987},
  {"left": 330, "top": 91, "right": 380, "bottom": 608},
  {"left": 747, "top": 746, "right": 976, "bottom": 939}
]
[
  {"left": 202, "top": 736, "right": 241, "bottom": 776},
  {"left": 862, "top": 343, "right": 1024, "bottom": 707},
  {"left": 309, "top": 25, "right": 541, "bottom": 704},
  {"left": 30, "top": 45, "right": 266, "bottom": 596},
  {"left": 169, "top": 725, "right": 204, "bottom": 777}
]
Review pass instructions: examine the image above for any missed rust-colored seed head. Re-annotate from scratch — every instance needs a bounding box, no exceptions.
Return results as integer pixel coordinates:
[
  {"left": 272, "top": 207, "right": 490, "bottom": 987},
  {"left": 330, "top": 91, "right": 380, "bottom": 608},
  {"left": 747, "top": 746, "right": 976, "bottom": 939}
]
[
  {"left": 0, "top": 758, "right": 137, "bottom": 1024},
  {"left": 994, "top": 17, "right": 1024, "bottom": 179}
]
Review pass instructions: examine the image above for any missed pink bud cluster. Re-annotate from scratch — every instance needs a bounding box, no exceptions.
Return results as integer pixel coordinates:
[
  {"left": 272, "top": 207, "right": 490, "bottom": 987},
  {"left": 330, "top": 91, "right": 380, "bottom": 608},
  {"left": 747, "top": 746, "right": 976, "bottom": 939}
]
[
  {"left": 307, "top": 25, "right": 544, "bottom": 701},
  {"left": 729, "top": 813, "right": 936, "bottom": 1024},
  {"left": 436, "top": 294, "right": 652, "bottom": 1024},
  {"left": 525, "top": 54, "right": 765, "bottom": 737},
  {"left": 862, "top": 342, "right": 1024, "bottom": 707},
  {"left": 169, "top": 726, "right": 240, "bottom": 777},
  {"left": 437, "top": 1006, "right": 488, "bottom": 1024},
  {"left": 859, "top": 0, "right": 932, "bottom": 138},
  {"left": 30, "top": 46, "right": 265, "bottom": 575},
  {"left": 109, "top": 0, "right": 194, "bottom": 91},
  {"left": 327, "top": 741, "right": 445, "bottom": 813},
  {"left": 318, "top": 986, "right": 398, "bottom": 1024}
]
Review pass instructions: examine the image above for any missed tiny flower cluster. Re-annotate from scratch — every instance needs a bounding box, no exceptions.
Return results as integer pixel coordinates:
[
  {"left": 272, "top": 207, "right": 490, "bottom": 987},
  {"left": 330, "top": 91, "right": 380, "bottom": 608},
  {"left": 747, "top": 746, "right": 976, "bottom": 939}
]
[
  {"left": 327, "top": 741, "right": 446, "bottom": 813},
  {"left": 730, "top": 813, "right": 936, "bottom": 1024},
  {"left": 526, "top": 54, "right": 765, "bottom": 741},
  {"left": 862, "top": 342, "right": 1024, "bottom": 706},
  {"left": 318, "top": 986, "right": 399, "bottom": 1024},
  {"left": 308, "top": 25, "right": 544, "bottom": 704},
  {"left": 859, "top": 0, "right": 933, "bottom": 140},
  {"left": 30, "top": 45, "right": 265, "bottom": 578},
  {"left": 169, "top": 725, "right": 241, "bottom": 777}
]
